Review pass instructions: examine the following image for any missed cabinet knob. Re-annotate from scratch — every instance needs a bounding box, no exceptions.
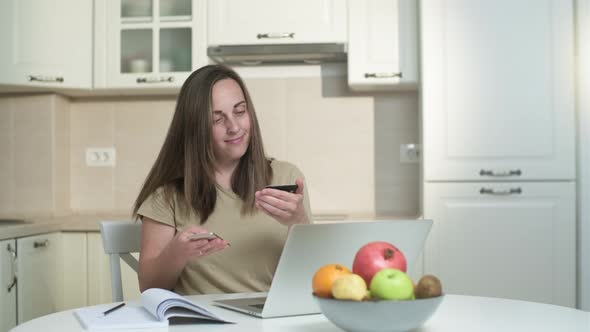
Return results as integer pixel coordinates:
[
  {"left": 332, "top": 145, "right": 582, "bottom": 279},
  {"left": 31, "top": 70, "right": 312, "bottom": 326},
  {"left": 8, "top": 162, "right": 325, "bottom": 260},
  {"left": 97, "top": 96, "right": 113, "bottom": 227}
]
[
  {"left": 480, "top": 187, "right": 522, "bottom": 195},
  {"left": 33, "top": 239, "right": 50, "bottom": 248},
  {"left": 364, "top": 72, "right": 403, "bottom": 79},
  {"left": 28, "top": 75, "right": 64, "bottom": 83},
  {"left": 479, "top": 169, "right": 522, "bottom": 177},
  {"left": 256, "top": 32, "right": 295, "bottom": 39}
]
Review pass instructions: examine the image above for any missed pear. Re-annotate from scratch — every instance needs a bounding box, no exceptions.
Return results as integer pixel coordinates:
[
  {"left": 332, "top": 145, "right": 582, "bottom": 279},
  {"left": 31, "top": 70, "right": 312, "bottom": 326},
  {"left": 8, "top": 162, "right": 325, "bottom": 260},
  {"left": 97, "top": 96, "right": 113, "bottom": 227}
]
[
  {"left": 331, "top": 274, "right": 368, "bottom": 301},
  {"left": 415, "top": 275, "right": 442, "bottom": 299}
]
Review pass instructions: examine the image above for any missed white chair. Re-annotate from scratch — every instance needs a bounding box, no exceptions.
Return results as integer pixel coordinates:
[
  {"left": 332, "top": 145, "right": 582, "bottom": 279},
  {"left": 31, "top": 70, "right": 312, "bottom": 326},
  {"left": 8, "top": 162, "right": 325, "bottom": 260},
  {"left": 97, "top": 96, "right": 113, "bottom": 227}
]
[{"left": 99, "top": 221, "right": 142, "bottom": 302}]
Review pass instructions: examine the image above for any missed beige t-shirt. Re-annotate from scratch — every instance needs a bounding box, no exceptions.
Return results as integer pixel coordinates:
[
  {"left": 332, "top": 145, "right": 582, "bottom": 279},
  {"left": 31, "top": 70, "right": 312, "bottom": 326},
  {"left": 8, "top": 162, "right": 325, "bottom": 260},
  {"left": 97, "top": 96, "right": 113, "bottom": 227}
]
[{"left": 137, "top": 160, "right": 312, "bottom": 295}]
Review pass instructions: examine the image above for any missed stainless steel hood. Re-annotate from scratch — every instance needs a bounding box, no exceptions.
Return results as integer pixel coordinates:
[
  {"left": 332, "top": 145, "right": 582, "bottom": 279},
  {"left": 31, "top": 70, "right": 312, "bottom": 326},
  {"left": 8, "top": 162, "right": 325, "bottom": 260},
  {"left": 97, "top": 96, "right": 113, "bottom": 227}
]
[{"left": 207, "top": 43, "right": 347, "bottom": 65}]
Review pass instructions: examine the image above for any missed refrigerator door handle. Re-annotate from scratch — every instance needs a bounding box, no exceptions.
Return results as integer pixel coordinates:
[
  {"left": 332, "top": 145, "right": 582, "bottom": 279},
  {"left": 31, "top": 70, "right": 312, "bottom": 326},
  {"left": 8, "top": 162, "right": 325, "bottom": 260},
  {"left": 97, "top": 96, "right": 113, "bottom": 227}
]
[{"left": 480, "top": 187, "right": 523, "bottom": 196}]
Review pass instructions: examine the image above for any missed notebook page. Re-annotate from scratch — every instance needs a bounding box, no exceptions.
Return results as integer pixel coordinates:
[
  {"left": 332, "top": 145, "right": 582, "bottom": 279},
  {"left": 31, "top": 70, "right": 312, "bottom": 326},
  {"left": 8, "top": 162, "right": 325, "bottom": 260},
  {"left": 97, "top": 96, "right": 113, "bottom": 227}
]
[
  {"left": 74, "top": 304, "right": 167, "bottom": 331},
  {"left": 141, "top": 288, "right": 222, "bottom": 321}
]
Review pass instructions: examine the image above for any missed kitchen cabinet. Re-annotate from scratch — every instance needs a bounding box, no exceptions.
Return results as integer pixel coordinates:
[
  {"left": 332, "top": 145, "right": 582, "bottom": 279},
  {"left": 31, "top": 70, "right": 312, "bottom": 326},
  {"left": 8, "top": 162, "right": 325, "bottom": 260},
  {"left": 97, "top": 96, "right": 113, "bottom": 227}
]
[
  {"left": 347, "top": 0, "right": 418, "bottom": 90},
  {"left": 0, "top": 239, "right": 16, "bottom": 332},
  {"left": 16, "top": 233, "right": 60, "bottom": 324},
  {"left": 0, "top": 230, "right": 139, "bottom": 328},
  {"left": 58, "top": 233, "right": 88, "bottom": 311},
  {"left": 0, "top": 0, "right": 92, "bottom": 89},
  {"left": 207, "top": 0, "right": 346, "bottom": 45},
  {"left": 424, "top": 182, "right": 576, "bottom": 307},
  {"left": 94, "top": 0, "right": 208, "bottom": 88},
  {"left": 421, "top": 0, "right": 574, "bottom": 181},
  {"left": 87, "top": 233, "right": 140, "bottom": 305}
]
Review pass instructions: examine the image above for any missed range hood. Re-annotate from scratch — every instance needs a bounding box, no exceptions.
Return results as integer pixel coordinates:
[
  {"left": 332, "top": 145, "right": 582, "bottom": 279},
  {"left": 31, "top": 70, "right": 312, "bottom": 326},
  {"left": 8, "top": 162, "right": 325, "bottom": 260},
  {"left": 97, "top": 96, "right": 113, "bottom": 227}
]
[{"left": 207, "top": 43, "right": 347, "bottom": 65}]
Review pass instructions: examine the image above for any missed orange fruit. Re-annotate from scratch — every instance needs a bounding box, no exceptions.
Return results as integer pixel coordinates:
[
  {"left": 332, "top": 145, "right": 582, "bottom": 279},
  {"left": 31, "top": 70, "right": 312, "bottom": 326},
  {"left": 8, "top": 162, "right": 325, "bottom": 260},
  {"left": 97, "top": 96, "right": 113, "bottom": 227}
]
[{"left": 312, "top": 264, "right": 351, "bottom": 298}]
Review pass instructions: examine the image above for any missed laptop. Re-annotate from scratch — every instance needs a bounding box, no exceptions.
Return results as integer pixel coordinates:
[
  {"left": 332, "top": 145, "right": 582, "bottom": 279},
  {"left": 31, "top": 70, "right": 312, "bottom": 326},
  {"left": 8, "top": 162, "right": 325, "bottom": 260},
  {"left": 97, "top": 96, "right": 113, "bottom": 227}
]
[{"left": 213, "top": 219, "right": 433, "bottom": 318}]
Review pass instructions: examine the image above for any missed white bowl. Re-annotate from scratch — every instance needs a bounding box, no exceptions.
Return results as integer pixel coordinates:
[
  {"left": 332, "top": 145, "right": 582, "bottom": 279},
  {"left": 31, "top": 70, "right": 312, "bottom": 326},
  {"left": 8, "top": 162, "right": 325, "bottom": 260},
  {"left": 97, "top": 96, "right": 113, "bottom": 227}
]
[{"left": 314, "top": 295, "right": 444, "bottom": 332}]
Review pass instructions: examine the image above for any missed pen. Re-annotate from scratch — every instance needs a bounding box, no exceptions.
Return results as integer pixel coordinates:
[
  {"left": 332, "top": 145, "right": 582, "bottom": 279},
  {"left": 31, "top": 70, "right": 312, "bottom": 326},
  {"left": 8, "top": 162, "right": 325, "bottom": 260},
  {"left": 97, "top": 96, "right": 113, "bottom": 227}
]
[{"left": 102, "top": 302, "right": 125, "bottom": 316}]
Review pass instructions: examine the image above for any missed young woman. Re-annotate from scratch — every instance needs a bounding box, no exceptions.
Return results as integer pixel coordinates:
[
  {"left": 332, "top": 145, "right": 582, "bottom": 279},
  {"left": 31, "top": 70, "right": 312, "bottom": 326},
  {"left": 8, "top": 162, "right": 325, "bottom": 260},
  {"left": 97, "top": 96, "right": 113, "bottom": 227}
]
[{"left": 133, "top": 65, "right": 312, "bottom": 295}]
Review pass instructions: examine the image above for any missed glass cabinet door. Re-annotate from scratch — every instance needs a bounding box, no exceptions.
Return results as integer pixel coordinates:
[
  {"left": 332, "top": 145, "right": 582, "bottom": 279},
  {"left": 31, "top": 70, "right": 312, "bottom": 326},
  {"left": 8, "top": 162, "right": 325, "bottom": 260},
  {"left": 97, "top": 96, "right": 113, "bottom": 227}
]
[
  {"left": 160, "top": 28, "right": 191, "bottom": 72},
  {"left": 100, "top": 0, "right": 206, "bottom": 87},
  {"left": 106, "top": 0, "right": 199, "bottom": 86},
  {"left": 159, "top": 0, "right": 191, "bottom": 19},
  {"left": 121, "top": 0, "right": 152, "bottom": 21},
  {"left": 121, "top": 29, "right": 153, "bottom": 73}
]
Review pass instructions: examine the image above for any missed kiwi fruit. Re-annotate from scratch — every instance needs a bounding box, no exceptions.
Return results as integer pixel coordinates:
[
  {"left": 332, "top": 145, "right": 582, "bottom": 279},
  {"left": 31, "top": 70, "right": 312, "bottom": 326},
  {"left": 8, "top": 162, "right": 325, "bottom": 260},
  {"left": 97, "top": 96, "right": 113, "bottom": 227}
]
[{"left": 415, "top": 275, "right": 442, "bottom": 299}]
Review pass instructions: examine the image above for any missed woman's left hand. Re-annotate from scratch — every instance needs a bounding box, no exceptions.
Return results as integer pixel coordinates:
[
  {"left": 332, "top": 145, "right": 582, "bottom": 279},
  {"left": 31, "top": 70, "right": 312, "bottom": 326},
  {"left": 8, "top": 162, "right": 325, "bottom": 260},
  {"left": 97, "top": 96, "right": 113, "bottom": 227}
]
[{"left": 255, "top": 178, "right": 309, "bottom": 226}]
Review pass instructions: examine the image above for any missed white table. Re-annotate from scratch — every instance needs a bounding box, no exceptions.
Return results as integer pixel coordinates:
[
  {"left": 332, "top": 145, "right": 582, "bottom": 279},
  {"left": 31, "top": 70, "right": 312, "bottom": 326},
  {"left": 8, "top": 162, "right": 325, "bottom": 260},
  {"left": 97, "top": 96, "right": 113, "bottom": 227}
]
[{"left": 10, "top": 293, "right": 590, "bottom": 332}]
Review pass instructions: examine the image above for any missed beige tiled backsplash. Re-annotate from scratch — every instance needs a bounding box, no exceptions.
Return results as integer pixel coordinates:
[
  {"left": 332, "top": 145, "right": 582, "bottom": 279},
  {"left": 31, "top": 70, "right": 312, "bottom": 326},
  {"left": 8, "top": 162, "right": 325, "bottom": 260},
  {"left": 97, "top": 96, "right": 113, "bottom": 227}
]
[{"left": 0, "top": 76, "right": 420, "bottom": 218}]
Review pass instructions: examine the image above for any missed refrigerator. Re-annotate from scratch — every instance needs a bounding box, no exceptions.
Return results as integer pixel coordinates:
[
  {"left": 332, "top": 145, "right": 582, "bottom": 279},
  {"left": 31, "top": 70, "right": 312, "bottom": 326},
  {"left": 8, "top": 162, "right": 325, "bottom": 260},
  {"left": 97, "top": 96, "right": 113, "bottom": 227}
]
[{"left": 420, "top": 0, "right": 578, "bottom": 308}]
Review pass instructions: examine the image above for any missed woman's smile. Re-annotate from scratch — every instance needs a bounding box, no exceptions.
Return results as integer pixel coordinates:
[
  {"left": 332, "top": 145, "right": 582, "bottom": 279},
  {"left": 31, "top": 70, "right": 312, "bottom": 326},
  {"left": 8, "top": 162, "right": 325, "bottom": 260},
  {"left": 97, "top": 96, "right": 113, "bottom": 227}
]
[{"left": 225, "top": 134, "right": 244, "bottom": 145}]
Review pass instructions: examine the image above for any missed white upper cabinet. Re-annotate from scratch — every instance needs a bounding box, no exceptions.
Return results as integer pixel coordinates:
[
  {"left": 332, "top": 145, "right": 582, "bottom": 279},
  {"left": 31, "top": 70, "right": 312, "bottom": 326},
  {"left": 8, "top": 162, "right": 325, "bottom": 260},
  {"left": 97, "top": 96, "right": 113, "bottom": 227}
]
[
  {"left": 347, "top": 0, "right": 418, "bottom": 90},
  {"left": 94, "top": 0, "right": 208, "bottom": 88},
  {"left": 0, "top": 0, "right": 92, "bottom": 89},
  {"left": 421, "top": 0, "right": 575, "bottom": 181},
  {"left": 207, "top": 0, "right": 347, "bottom": 45}
]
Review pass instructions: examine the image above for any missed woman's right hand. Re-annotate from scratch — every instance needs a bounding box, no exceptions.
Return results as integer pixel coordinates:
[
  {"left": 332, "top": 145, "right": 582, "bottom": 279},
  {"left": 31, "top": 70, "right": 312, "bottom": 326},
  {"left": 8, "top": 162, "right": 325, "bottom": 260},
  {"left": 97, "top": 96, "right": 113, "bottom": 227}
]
[
  {"left": 139, "top": 218, "right": 230, "bottom": 292},
  {"left": 167, "top": 226, "right": 229, "bottom": 264}
]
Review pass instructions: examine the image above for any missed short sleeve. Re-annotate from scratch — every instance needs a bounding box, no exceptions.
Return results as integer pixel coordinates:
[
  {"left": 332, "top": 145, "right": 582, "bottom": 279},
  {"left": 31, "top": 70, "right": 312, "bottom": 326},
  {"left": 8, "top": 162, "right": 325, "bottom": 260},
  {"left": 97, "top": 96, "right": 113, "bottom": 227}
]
[{"left": 136, "top": 186, "right": 176, "bottom": 228}]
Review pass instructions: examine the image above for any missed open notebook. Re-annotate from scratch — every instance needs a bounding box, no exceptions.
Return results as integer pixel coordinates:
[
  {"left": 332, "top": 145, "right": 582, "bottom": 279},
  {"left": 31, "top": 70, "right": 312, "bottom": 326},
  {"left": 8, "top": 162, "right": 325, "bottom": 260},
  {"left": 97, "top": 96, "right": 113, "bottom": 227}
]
[{"left": 74, "top": 288, "right": 233, "bottom": 330}]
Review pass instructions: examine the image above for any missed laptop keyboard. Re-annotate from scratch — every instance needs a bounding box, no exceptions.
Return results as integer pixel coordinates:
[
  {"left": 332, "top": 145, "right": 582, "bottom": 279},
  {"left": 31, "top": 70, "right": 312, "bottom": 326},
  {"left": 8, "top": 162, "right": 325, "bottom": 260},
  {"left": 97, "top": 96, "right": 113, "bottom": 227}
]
[{"left": 250, "top": 302, "right": 265, "bottom": 309}]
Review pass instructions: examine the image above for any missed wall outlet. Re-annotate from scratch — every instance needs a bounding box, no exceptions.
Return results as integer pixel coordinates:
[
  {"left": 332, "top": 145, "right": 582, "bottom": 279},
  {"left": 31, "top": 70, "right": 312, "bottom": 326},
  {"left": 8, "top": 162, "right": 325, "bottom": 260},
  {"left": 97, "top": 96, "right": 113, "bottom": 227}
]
[
  {"left": 400, "top": 143, "right": 420, "bottom": 163},
  {"left": 85, "top": 148, "right": 116, "bottom": 167}
]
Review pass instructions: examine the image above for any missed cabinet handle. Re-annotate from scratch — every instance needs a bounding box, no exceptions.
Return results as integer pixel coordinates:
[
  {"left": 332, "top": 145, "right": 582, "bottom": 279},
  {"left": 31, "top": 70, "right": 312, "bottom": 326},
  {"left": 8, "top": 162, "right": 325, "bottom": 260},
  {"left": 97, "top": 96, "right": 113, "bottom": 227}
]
[
  {"left": 136, "top": 76, "right": 174, "bottom": 84},
  {"left": 240, "top": 60, "right": 263, "bottom": 66},
  {"left": 28, "top": 75, "right": 64, "bottom": 83},
  {"left": 364, "top": 72, "right": 403, "bottom": 79},
  {"left": 6, "top": 243, "right": 15, "bottom": 259},
  {"left": 7, "top": 277, "right": 16, "bottom": 293},
  {"left": 480, "top": 187, "right": 522, "bottom": 195},
  {"left": 479, "top": 169, "right": 522, "bottom": 177},
  {"left": 256, "top": 32, "right": 295, "bottom": 39},
  {"left": 6, "top": 243, "right": 17, "bottom": 293},
  {"left": 33, "top": 239, "right": 49, "bottom": 248}
]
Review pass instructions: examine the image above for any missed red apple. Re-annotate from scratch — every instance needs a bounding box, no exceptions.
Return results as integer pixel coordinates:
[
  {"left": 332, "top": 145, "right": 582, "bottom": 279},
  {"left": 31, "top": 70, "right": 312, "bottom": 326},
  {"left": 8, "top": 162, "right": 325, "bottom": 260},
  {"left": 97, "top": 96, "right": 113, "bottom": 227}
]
[{"left": 352, "top": 241, "right": 407, "bottom": 286}]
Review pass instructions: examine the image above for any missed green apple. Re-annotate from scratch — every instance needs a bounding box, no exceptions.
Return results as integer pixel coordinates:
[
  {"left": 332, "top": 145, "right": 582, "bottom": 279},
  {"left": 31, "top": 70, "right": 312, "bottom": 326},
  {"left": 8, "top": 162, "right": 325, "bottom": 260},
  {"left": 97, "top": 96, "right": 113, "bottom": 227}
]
[
  {"left": 332, "top": 274, "right": 367, "bottom": 301},
  {"left": 369, "top": 268, "right": 414, "bottom": 300}
]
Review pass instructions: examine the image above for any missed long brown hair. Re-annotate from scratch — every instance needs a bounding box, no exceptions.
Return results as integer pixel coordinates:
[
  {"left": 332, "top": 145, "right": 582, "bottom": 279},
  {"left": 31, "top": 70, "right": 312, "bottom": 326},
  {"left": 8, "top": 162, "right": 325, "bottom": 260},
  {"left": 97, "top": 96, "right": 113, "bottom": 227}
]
[{"left": 133, "top": 65, "right": 272, "bottom": 224}]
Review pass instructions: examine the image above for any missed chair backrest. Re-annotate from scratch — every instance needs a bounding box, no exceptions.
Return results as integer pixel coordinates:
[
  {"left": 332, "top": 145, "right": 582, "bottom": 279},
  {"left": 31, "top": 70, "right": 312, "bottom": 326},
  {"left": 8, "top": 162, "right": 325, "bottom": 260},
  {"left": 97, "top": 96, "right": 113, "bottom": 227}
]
[{"left": 99, "top": 221, "right": 141, "bottom": 302}]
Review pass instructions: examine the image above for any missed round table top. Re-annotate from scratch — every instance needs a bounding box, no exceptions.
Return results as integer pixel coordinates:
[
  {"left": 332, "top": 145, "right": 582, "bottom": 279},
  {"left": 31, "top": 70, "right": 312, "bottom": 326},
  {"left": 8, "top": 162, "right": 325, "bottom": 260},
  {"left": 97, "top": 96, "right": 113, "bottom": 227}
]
[{"left": 10, "top": 293, "right": 590, "bottom": 332}]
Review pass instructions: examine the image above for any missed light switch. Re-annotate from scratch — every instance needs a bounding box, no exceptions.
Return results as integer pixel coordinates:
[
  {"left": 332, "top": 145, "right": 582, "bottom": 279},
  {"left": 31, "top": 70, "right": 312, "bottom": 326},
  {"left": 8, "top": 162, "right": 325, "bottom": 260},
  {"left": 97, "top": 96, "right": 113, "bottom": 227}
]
[{"left": 85, "top": 148, "right": 116, "bottom": 167}]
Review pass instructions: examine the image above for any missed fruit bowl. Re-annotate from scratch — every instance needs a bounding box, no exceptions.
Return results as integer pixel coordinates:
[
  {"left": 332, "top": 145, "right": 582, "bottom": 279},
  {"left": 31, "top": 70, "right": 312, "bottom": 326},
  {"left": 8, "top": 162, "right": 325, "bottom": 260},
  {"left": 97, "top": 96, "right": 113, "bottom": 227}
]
[{"left": 314, "top": 295, "right": 444, "bottom": 332}]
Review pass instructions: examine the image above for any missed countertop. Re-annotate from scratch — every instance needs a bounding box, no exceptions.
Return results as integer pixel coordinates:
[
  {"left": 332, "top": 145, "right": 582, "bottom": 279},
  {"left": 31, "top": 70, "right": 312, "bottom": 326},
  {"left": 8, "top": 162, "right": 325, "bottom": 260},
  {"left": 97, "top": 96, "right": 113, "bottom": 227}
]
[
  {"left": 0, "top": 214, "right": 132, "bottom": 240},
  {"left": 0, "top": 213, "right": 421, "bottom": 240}
]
